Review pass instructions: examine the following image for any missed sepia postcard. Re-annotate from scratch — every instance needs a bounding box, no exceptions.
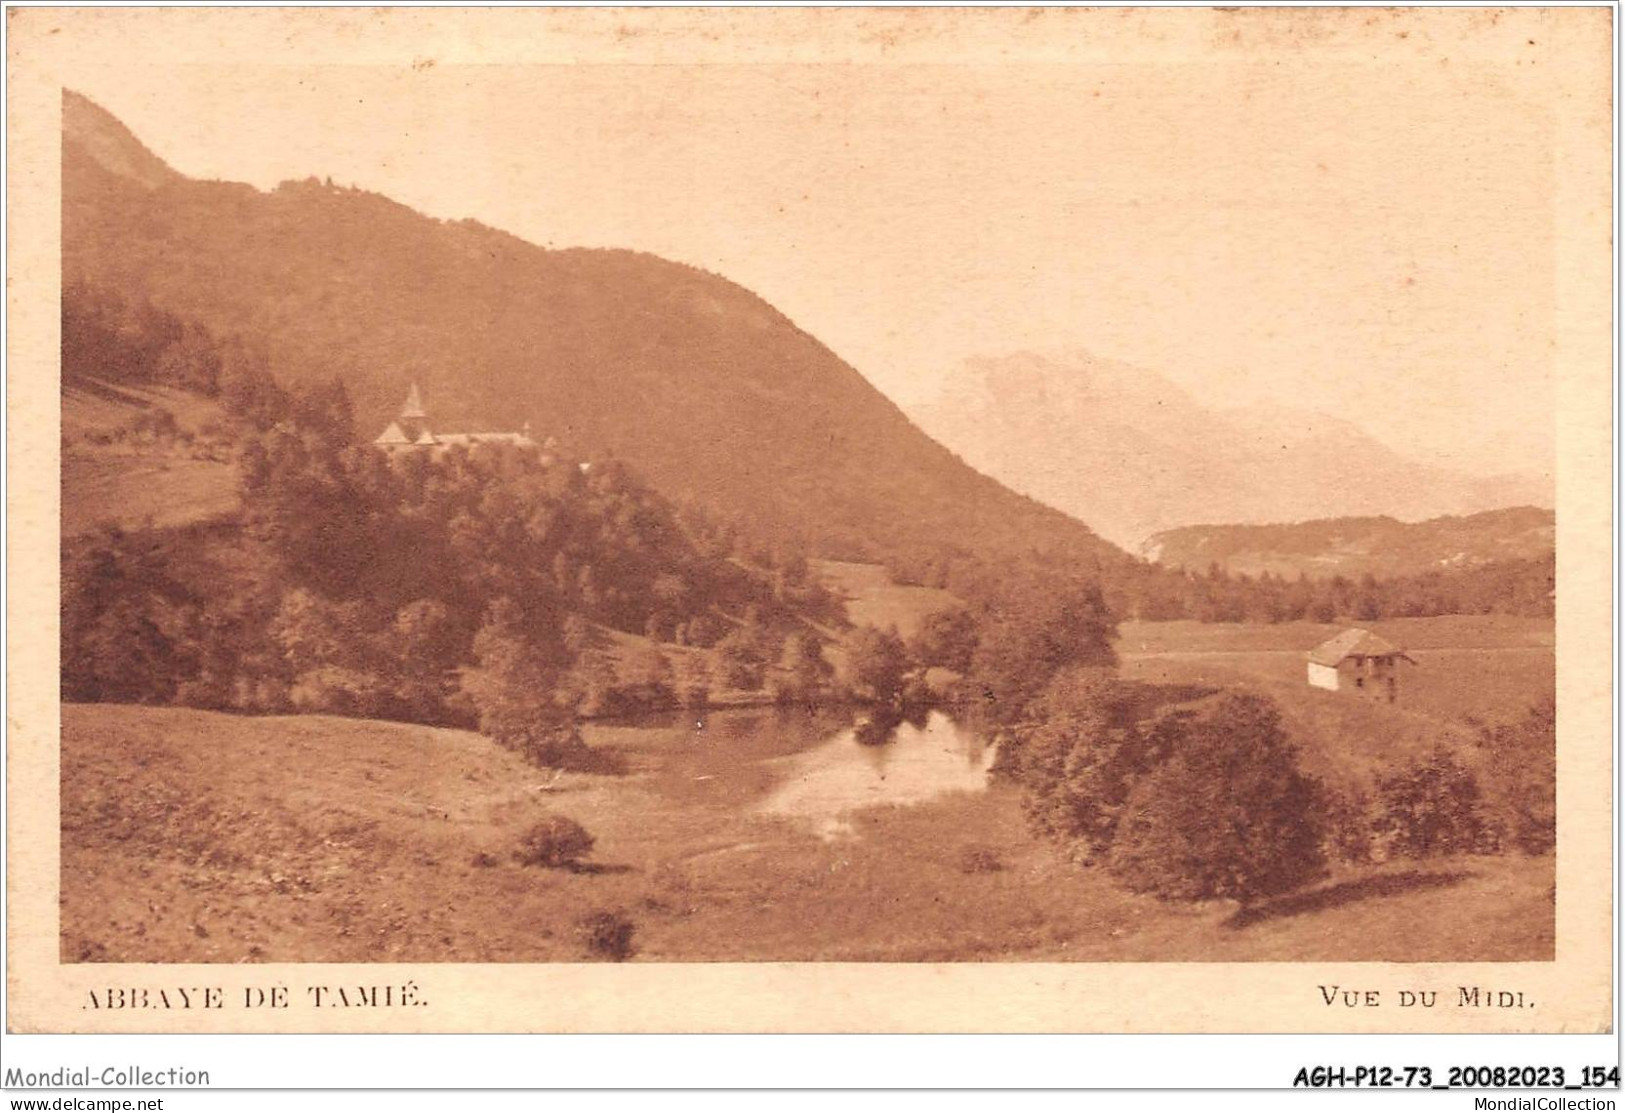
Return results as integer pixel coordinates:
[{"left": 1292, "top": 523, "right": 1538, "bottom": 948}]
[{"left": 5, "top": 6, "right": 1614, "bottom": 1035}]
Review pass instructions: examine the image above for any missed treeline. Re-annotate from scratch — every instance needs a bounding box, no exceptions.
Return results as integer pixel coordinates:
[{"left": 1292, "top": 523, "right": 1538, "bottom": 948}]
[
  {"left": 64, "top": 429, "right": 845, "bottom": 727},
  {"left": 64, "top": 279, "right": 224, "bottom": 395},
  {"left": 63, "top": 278, "right": 355, "bottom": 438},
  {"left": 888, "top": 546, "right": 1554, "bottom": 627},
  {"left": 1110, "top": 557, "right": 1555, "bottom": 624}
]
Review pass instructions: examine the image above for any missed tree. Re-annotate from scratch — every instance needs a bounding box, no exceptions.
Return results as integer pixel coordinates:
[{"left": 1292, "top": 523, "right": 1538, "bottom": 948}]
[
  {"left": 562, "top": 647, "right": 621, "bottom": 717},
  {"left": 1477, "top": 698, "right": 1555, "bottom": 855},
  {"left": 971, "top": 578, "right": 1117, "bottom": 726},
  {"left": 271, "top": 587, "right": 361, "bottom": 677},
  {"left": 1106, "top": 694, "right": 1327, "bottom": 903},
  {"left": 712, "top": 625, "right": 769, "bottom": 691},
  {"left": 614, "top": 645, "right": 677, "bottom": 713},
  {"left": 61, "top": 526, "right": 197, "bottom": 704},
  {"left": 671, "top": 653, "right": 712, "bottom": 710},
  {"left": 64, "top": 597, "right": 182, "bottom": 705},
  {"left": 771, "top": 630, "right": 834, "bottom": 704},
  {"left": 153, "top": 321, "right": 224, "bottom": 395},
  {"left": 384, "top": 598, "right": 460, "bottom": 721},
  {"left": 1004, "top": 670, "right": 1166, "bottom": 859},
  {"left": 460, "top": 598, "right": 588, "bottom": 768},
  {"left": 682, "top": 612, "right": 729, "bottom": 648},
  {"left": 561, "top": 612, "right": 596, "bottom": 657},
  {"left": 908, "top": 607, "right": 978, "bottom": 674},
  {"left": 294, "top": 377, "right": 356, "bottom": 448},
  {"left": 844, "top": 625, "right": 909, "bottom": 704},
  {"left": 218, "top": 348, "right": 291, "bottom": 430},
  {"left": 1374, "top": 746, "right": 1495, "bottom": 858},
  {"left": 270, "top": 586, "right": 394, "bottom": 716}
]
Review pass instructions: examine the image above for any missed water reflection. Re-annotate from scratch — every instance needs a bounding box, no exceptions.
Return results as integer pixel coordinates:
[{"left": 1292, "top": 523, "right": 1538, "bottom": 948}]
[
  {"left": 606, "top": 706, "right": 853, "bottom": 806},
  {"left": 759, "top": 709, "right": 996, "bottom": 830},
  {"left": 610, "top": 706, "right": 997, "bottom": 829}
]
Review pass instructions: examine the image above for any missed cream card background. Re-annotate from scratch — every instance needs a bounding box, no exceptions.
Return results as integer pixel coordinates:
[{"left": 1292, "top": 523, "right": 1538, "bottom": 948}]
[{"left": 6, "top": 6, "right": 1612, "bottom": 1034}]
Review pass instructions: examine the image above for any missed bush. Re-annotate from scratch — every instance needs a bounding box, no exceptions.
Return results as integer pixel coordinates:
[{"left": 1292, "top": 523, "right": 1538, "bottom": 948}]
[
  {"left": 1373, "top": 747, "right": 1496, "bottom": 859},
  {"left": 770, "top": 631, "right": 834, "bottom": 705},
  {"left": 287, "top": 665, "right": 391, "bottom": 718},
  {"left": 515, "top": 815, "right": 596, "bottom": 869},
  {"left": 908, "top": 607, "right": 979, "bottom": 674},
  {"left": 510, "top": 720, "right": 598, "bottom": 771},
  {"left": 576, "top": 910, "right": 636, "bottom": 961},
  {"left": 1105, "top": 694, "right": 1327, "bottom": 903},
  {"left": 1321, "top": 784, "right": 1375, "bottom": 865},
  {"left": 1003, "top": 670, "right": 1164, "bottom": 860},
  {"left": 1477, "top": 699, "right": 1555, "bottom": 855},
  {"left": 844, "top": 625, "right": 909, "bottom": 704},
  {"left": 712, "top": 627, "right": 769, "bottom": 690}
]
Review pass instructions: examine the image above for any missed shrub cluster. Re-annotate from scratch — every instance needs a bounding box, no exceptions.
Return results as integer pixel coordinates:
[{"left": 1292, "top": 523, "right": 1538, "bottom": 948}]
[
  {"left": 1370, "top": 747, "right": 1497, "bottom": 859},
  {"left": 1320, "top": 704, "right": 1554, "bottom": 865},
  {"left": 1006, "top": 679, "right": 1327, "bottom": 904},
  {"left": 1009, "top": 671, "right": 1553, "bottom": 906},
  {"left": 515, "top": 815, "right": 595, "bottom": 869},
  {"left": 576, "top": 910, "right": 636, "bottom": 962}
]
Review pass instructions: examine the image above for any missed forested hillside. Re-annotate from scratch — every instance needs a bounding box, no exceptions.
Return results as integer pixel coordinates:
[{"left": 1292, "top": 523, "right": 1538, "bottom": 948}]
[{"left": 1145, "top": 508, "right": 1556, "bottom": 579}]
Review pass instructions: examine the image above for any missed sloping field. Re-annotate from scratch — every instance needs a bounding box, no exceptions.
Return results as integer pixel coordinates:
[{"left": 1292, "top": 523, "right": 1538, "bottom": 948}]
[
  {"left": 1118, "top": 617, "right": 1554, "bottom": 757},
  {"left": 61, "top": 703, "right": 1552, "bottom": 964},
  {"left": 816, "top": 560, "right": 960, "bottom": 638},
  {"left": 1117, "top": 615, "right": 1553, "bottom": 655},
  {"left": 62, "top": 379, "right": 238, "bottom": 536},
  {"left": 62, "top": 379, "right": 224, "bottom": 441},
  {"left": 62, "top": 452, "right": 237, "bottom": 537}
]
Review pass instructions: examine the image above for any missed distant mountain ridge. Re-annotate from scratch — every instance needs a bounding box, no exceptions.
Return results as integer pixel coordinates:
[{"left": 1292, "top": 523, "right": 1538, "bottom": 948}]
[
  {"left": 1143, "top": 506, "right": 1555, "bottom": 580},
  {"left": 62, "top": 92, "right": 1122, "bottom": 572},
  {"left": 907, "top": 350, "right": 1552, "bottom": 550}
]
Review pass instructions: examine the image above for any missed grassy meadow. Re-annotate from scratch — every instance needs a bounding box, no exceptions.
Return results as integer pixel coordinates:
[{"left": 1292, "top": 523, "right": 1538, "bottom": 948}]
[
  {"left": 61, "top": 702, "right": 1552, "bottom": 964},
  {"left": 62, "top": 378, "right": 238, "bottom": 537},
  {"left": 1118, "top": 615, "right": 1553, "bottom": 780},
  {"left": 816, "top": 560, "right": 961, "bottom": 639}
]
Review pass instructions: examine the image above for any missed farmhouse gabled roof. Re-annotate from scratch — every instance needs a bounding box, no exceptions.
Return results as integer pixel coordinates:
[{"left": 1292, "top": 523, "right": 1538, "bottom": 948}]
[
  {"left": 1308, "top": 628, "right": 1414, "bottom": 667},
  {"left": 374, "top": 421, "right": 412, "bottom": 446}
]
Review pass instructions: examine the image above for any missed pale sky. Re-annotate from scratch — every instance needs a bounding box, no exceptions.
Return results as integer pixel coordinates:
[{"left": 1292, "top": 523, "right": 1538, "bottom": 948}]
[{"left": 70, "top": 55, "right": 1560, "bottom": 479}]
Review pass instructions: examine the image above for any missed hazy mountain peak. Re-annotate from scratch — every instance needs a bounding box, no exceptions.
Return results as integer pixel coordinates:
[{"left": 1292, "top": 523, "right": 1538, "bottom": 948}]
[
  {"left": 947, "top": 348, "right": 1200, "bottom": 411},
  {"left": 62, "top": 90, "right": 180, "bottom": 190},
  {"left": 911, "top": 348, "right": 1552, "bottom": 549}
]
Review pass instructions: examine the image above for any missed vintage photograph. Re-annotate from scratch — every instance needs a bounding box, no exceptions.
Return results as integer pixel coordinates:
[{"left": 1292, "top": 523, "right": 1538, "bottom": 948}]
[{"left": 8, "top": 6, "right": 1613, "bottom": 1035}]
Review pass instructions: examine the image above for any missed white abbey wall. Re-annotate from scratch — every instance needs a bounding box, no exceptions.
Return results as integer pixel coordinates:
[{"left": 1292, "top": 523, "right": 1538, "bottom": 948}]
[{"left": 1306, "top": 661, "right": 1341, "bottom": 691}]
